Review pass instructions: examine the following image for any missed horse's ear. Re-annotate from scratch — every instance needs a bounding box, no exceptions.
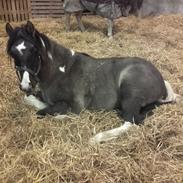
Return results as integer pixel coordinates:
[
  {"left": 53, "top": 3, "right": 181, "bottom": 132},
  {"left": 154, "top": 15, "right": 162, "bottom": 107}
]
[
  {"left": 26, "top": 20, "right": 35, "bottom": 36},
  {"left": 6, "top": 23, "right": 14, "bottom": 36}
]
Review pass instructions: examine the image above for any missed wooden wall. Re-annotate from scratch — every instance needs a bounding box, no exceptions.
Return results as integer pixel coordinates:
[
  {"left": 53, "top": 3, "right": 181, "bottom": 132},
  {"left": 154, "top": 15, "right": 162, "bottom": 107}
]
[
  {"left": 0, "top": 0, "right": 31, "bottom": 22},
  {"left": 0, "top": 0, "right": 65, "bottom": 22},
  {"left": 31, "top": 0, "right": 64, "bottom": 19}
]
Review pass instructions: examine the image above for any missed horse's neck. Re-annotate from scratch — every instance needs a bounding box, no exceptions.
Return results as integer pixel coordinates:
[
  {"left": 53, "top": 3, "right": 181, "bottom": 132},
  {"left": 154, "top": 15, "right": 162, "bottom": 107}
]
[
  {"left": 52, "top": 40, "right": 72, "bottom": 66},
  {"left": 39, "top": 39, "right": 75, "bottom": 82}
]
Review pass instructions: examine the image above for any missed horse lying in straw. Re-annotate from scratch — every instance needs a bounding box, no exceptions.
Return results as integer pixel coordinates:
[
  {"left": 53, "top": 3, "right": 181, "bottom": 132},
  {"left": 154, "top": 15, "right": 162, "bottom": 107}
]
[
  {"left": 64, "top": 0, "right": 183, "bottom": 37},
  {"left": 6, "top": 21, "right": 181, "bottom": 144}
]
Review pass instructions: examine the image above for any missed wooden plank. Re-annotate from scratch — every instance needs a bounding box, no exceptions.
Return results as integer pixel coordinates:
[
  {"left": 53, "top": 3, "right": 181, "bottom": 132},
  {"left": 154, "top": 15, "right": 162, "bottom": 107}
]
[
  {"left": 32, "top": 6, "right": 63, "bottom": 10},
  {"left": 31, "top": 2, "right": 62, "bottom": 6},
  {"left": 32, "top": 14, "right": 63, "bottom": 18},
  {"left": 27, "top": 0, "right": 32, "bottom": 19},
  {"left": 6, "top": 0, "right": 11, "bottom": 21},
  {"left": 31, "top": 0, "right": 63, "bottom": 2},
  {"left": 3, "top": 0, "right": 9, "bottom": 21},
  {"left": 0, "top": 0, "right": 4, "bottom": 21},
  {"left": 23, "top": 0, "right": 28, "bottom": 20},
  {"left": 31, "top": 9, "right": 64, "bottom": 14},
  {"left": 15, "top": 0, "right": 20, "bottom": 21},
  {"left": 20, "top": 0, "right": 24, "bottom": 21},
  {"left": 11, "top": 0, "right": 17, "bottom": 21}
]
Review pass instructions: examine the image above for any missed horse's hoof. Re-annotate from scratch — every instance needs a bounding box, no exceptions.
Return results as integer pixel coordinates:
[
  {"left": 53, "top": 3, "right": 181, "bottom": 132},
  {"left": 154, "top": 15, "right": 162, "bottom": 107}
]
[{"left": 36, "top": 109, "right": 47, "bottom": 116}]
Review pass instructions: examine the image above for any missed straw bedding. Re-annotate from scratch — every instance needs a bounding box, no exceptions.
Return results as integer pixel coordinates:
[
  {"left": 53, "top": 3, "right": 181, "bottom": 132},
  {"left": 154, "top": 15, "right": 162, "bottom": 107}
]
[{"left": 0, "top": 15, "right": 183, "bottom": 183}]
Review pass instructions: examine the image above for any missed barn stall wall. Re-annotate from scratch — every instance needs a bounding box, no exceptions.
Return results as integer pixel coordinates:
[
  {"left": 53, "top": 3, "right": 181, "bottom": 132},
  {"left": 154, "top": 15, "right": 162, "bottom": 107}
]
[
  {"left": 0, "top": 0, "right": 31, "bottom": 22},
  {"left": 0, "top": 0, "right": 65, "bottom": 22},
  {"left": 31, "top": 0, "right": 64, "bottom": 19}
]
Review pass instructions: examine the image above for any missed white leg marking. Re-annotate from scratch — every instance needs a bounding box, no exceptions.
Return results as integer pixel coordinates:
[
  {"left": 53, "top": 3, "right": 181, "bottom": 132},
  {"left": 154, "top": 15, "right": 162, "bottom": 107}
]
[
  {"left": 89, "top": 121, "right": 133, "bottom": 144},
  {"left": 70, "top": 49, "right": 75, "bottom": 56},
  {"left": 16, "top": 41, "right": 26, "bottom": 55},
  {"left": 159, "top": 80, "right": 182, "bottom": 103},
  {"left": 54, "top": 115, "right": 73, "bottom": 120},
  {"left": 59, "top": 66, "right": 65, "bottom": 73},
  {"left": 21, "top": 71, "right": 31, "bottom": 91},
  {"left": 24, "top": 95, "right": 48, "bottom": 110}
]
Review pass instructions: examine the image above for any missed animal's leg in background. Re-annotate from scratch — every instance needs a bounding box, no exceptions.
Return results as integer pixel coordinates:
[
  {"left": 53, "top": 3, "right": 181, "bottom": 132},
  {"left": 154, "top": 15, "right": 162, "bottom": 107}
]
[
  {"left": 136, "top": 8, "right": 142, "bottom": 18},
  {"left": 65, "top": 12, "right": 71, "bottom": 31},
  {"left": 107, "top": 19, "right": 114, "bottom": 37},
  {"left": 75, "top": 12, "right": 85, "bottom": 32}
]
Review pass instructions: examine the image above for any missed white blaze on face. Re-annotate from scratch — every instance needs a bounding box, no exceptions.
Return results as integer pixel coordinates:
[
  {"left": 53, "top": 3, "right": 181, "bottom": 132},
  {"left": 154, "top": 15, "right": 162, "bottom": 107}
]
[
  {"left": 21, "top": 71, "right": 31, "bottom": 90},
  {"left": 16, "top": 41, "right": 26, "bottom": 55}
]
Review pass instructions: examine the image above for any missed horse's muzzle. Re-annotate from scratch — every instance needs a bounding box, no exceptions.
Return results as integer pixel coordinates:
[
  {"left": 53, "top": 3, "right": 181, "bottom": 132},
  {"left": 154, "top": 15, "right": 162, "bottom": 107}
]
[{"left": 19, "top": 84, "right": 32, "bottom": 93}]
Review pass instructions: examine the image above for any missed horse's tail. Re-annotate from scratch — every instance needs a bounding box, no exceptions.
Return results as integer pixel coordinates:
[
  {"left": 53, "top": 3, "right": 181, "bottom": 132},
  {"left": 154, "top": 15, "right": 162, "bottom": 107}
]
[{"left": 159, "top": 80, "right": 182, "bottom": 104}]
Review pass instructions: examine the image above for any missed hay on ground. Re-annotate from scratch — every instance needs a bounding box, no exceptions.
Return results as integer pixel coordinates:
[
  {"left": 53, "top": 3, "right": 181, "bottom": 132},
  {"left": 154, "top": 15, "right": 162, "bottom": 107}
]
[{"left": 0, "top": 15, "right": 183, "bottom": 183}]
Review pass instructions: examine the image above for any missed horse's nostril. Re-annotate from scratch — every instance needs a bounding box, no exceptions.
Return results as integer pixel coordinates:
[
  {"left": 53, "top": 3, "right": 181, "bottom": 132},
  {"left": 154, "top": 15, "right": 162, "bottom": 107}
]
[{"left": 20, "top": 84, "right": 32, "bottom": 92}]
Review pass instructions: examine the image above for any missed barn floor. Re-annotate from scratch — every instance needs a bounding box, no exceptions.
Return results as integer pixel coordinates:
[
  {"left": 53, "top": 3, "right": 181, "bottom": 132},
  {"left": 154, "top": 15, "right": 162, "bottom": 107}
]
[{"left": 0, "top": 15, "right": 183, "bottom": 183}]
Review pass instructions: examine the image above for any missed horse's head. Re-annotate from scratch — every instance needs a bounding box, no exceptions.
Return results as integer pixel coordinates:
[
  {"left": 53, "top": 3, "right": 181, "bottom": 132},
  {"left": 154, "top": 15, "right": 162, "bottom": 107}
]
[{"left": 6, "top": 21, "right": 45, "bottom": 93}]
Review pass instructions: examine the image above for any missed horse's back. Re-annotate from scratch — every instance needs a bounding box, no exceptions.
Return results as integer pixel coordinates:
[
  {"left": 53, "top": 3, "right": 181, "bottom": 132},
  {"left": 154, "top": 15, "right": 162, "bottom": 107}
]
[
  {"left": 80, "top": 57, "right": 167, "bottom": 110},
  {"left": 64, "top": 0, "right": 84, "bottom": 12}
]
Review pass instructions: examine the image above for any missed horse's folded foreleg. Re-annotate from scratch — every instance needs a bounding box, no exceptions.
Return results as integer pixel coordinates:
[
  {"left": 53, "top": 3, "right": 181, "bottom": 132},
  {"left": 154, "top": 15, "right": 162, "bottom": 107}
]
[
  {"left": 24, "top": 94, "right": 48, "bottom": 110},
  {"left": 36, "top": 101, "right": 70, "bottom": 116}
]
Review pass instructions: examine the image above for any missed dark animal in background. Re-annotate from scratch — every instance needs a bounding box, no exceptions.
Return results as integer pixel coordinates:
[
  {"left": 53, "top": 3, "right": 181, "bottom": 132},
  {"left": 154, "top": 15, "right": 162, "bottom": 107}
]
[
  {"left": 6, "top": 21, "right": 181, "bottom": 143},
  {"left": 139, "top": 0, "right": 183, "bottom": 17},
  {"left": 64, "top": 0, "right": 183, "bottom": 37},
  {"left": 63, "top": 0, "right": 143, "bottom": 37}
]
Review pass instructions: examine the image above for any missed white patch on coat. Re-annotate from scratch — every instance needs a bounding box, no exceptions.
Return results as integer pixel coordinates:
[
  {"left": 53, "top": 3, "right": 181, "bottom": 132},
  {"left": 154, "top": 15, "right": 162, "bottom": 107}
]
[
  {"left": 89, "top": 121, "right": 133, "bottom": 144},
  {"left": 118, "top": 66, "right": 132, "bottom": 87},
  {"left": 71, "top": 49, "right": 75, "bottom": 56},
  {"left": 59, "top": 66, "right": 65, "bottom": 73},
  {"left": 40, "top": 37, "right": 46, "bottom": 48},
  {"left": 21, "top": 71, "right": 31, "bottom": 90},
  {"left": 54, "top": 115, "right": 74, "bottom": 120},
  {"left": 16, "top": 41, "right": 26, "bottom": 55},
  {"left": 159, "top": 80, "right": 182, "bottom": 103},
  {"left": 48, "top": 51, "right": 53, "bottom": 60},
  {"left": 24, "top": 95, "right": 47, "bottom": 110}
]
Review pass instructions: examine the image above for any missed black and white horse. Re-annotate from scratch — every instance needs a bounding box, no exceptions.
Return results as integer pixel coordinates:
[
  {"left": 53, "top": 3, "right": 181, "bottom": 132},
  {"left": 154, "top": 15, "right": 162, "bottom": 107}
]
[{"left": 6, "top": 21, "right": 180, "bottom": 143}]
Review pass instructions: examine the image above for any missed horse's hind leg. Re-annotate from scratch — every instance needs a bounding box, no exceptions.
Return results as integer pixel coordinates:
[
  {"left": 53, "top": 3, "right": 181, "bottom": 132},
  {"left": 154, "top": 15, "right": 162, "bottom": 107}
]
[
  {"left": 75, "top": 12, "right": 85, "bottom": 32},
  {"left": 65, "top": 12, "right": 71, "bottom": 32},
  {"left": 89, "top": 99, "right": 144, "bottom": 144},
  {"left": 158, "top": 80, "right": 182, "bottom": 104},
  {"left": 107, "top": 19, "right": 114, "bottom": 37},
  {"left": 121, "top": 98, "right": 146, "bottom": 124}
]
